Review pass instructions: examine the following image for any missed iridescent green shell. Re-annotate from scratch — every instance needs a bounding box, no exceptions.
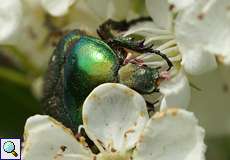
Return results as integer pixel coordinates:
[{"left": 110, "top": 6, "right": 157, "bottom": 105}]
[
  {"left": 64, "top": 34, "right": 119, "bottom": 128},
  {"left": 43, "top": 30, "right": 119, "bottom": 131}
]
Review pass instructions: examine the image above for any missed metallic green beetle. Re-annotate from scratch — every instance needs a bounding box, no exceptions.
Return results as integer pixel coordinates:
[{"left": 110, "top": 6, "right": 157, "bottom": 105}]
[{"left": 42, "top": 18, "right": 172, "bottom": 132}]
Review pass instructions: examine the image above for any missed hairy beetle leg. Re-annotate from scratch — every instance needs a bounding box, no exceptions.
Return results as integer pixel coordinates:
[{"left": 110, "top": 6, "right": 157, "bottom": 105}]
[
  {"left": 123, "top": 52, "right": 146, "bottom": 67},
  {"left": 108, "top": 37, "right": 173, "bottom": 71},
  {"left": 97, "top": 17, "right": 152, "bottom": 41},
  {"left": 97, "top": 17, "right": 173, "bottom": 71},
  {"left": 109, "top": 37, "right": 154, "bottom": 52},
  {"left": 147, "top": 100, "right": 160, "bottom": 113}
]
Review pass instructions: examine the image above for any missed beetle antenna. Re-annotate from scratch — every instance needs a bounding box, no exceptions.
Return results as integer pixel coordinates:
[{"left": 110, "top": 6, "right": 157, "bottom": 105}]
[{"left": 149, "top": 49, "right": 173, "bottom": 71}]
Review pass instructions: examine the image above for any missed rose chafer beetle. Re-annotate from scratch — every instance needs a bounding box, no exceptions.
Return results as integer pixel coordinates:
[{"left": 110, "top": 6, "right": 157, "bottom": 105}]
[{"left": 42, "top": 17, "right": 173, "bottom": 132}]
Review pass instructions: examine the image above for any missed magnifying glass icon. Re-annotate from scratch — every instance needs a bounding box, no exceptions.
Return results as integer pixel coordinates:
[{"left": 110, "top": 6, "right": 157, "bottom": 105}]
[{"left": 3, "top": 141, "right": 18, "bottom": 157}]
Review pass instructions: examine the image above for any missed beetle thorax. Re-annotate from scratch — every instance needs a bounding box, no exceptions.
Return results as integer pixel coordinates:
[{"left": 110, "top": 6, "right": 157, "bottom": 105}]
[{"left": 118, "top": 63, "right": 160, "bottom": 94}]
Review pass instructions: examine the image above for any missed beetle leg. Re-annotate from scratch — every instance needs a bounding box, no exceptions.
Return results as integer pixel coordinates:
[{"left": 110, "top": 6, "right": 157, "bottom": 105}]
[
  {"left": 97, "top": 17, "right": 155, "bottom": 67},
  {"left": 123, "top": 52, "right": 145, "bottom": 65},
  {"left": 97, "top": 18, "right": 173, "bottom": 70},
  {"left": 110, "top": 37, "right": 173, "bottom": 71},
  {"left": 124, "top": 55, "right": 149, "bottom": 68},
  {"left": 149, "top": 50, "right": 173, "bottom": 71},
  {"left": 97, "top": 17, "right": 152, "bottom": 42},
  {"left": 146, "top": 100, "right": 159, "bottom": 113},
  {"left": 109, "top": 37, "right": 154, "bottom": 52},
  {"left": 123, "top": 52, "right": 134, "bottom": 64}
]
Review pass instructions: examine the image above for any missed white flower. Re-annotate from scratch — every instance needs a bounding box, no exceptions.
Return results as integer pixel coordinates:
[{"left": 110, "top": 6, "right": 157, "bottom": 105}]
[
  {"left": 22, "top": 83, "right": 206, "bottom": 160},
  {"left": 84, "top": 0, "right": 132, "bottom": 21},
  {"left": 124, "top": 0, "right": 219, "bottom": 74},
  {"left": 189, "top": 66, "right": 230, "bottom": 136},
  {"left": 159, "top": 70, "right": 191, "bottom": 110},
  {"left": 175, "top": 0, "right": 230, "bottom": 66},
  {"left": 41, "top": 0, "right": 76, "bottom": 17},
  {"left": 123, "top": 0, "right": 230, "bottom": 109},
  {"left": 168, "top": 0, "right": 195, "bottom": 11},
  {"left": 0, "top": 0, "right": 22, "bottom": 43},
  {"left": 41, "top": 0, "right": 132, "bottom": 20}
]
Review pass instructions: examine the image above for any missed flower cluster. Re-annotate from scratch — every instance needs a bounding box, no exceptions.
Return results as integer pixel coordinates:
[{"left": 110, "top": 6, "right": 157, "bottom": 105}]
[
  {"left": 1, "top": 0, "right": 229, "bottom": 159},
  {"left": 22, "top": 83, "right": 206, "bottom": 160},
  {"left": 123, "top": 0, "right": 230, "bottom": 109}
]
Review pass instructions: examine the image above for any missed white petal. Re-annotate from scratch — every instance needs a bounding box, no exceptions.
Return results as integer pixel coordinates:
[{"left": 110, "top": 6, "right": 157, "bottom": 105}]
[
  {"left": 123, "top": 21, "right": 171, "bottom": 37},
  {"left": 175, "top": 0, "right": 230, "bottom": 69},
  {"left": 222, "top": 55, "right": 230, "bottom": 65},
  {"left": 85, "top": 0, "right": 130, "bottom": 20},
  {"left": 168, "top": 0, "right": 195, "bottom": 11},
  {"left": 22, "top": 115, "right": 92, "bottom": 160},
  {"left": 83, "top": 83, "right": 149, "bottom": 151},
  {"left": 159, "top": 70, "right": 191, "bottom": 110},
  {"left": 146, "top": 0, "right": 172, "bottom": 30},
  {"left": 85, "top": 0, "right": 111, "bottom": 20},
  {"left": 41, "top": 0, "right": 75, "bottom": 16},
  {"left": 133, "top": 109, "right": 206, "bottom": 160},
  {"left": 0, "top": 0, "right": 22, "bottom": 43},
  {"left": 109, "top": 0, "right": 131, "bottom": 20},
  {"left": 189, "top": 66, "right": 230, "bottom": 136},
  {"left": 181, "top": 48, "right": 217, "bottom": 75}
]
